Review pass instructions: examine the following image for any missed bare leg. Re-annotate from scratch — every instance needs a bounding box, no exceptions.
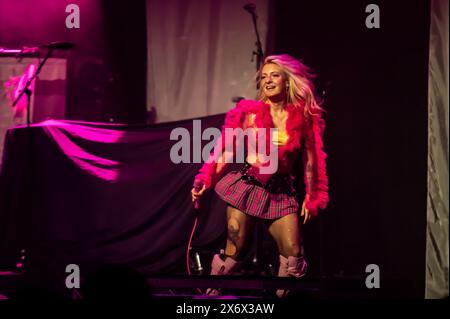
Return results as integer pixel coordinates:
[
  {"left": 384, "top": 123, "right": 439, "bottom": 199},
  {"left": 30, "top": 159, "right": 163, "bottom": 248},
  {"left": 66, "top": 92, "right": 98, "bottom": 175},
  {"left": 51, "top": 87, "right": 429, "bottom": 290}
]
[
  {"left": 224, "top": 205, "right": 255, "bottom": 260},
  {"left": 268, "top": 213, "right": 306, "bottom": 297},
  {"left": 268, "top": 213, "right": 302, "bottom": 258},
  {"left": 206, "top": 206, "right": 254, "bottom": 296}
]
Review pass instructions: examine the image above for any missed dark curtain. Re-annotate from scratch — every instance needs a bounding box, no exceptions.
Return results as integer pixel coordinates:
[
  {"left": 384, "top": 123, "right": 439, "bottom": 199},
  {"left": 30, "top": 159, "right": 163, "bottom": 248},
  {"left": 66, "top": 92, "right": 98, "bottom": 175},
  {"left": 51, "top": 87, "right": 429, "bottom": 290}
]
[{"left": 0, "top": 116, "right": 232, "bottom": 291}]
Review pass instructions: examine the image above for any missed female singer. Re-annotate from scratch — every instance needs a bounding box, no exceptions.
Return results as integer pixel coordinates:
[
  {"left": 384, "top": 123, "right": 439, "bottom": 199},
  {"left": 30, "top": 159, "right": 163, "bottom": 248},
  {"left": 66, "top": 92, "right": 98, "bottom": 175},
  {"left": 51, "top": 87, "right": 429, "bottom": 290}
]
[{"left": 192, "top": 54, "right": 329, "bottom": 296}]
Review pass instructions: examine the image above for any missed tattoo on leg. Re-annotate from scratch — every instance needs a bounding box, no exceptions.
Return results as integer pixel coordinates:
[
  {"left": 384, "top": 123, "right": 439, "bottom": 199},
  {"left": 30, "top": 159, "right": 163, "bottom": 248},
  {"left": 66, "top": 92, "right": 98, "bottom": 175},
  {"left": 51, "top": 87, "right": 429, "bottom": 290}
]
[
  {"left": 226, "top": 219, "right": 240, "bottom": 257},
  {"left": 306, "top": 162, "right": 314, "bottom": 194},
  {"left": 228, "top": 225, "right": 240, "bottom": 248}
]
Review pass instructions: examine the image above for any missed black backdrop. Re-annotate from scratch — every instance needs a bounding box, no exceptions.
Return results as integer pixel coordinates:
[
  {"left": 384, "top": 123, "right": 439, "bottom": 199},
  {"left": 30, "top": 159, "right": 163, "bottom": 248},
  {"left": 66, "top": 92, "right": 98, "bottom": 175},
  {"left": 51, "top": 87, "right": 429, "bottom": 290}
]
[
  {"left": 268, "top": 0, "right": 430, "bottom": 298},
  {"left": 0, "top": 116, "right": 230, "bottom": 295}
]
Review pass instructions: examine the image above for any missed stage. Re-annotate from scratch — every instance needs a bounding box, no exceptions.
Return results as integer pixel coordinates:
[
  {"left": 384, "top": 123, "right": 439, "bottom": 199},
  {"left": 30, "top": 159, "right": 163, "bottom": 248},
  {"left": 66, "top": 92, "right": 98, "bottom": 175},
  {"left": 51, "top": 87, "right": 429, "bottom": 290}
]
[{"left": 0, "top": 0, "right": 447, "bottom": 303}]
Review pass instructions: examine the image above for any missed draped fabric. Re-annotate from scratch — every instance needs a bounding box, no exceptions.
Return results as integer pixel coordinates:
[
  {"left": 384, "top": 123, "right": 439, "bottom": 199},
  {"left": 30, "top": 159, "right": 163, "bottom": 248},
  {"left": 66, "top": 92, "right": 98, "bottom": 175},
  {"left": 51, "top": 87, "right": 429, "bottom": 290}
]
[
  {"left": 146, "top": 0, "right": 268, "bottom": 123},
  {"left": 426, "top": 0, "right": 449, "bottom": 299},
  {"left": 0, "top": 117, "right": 230, "bottom": 289}
]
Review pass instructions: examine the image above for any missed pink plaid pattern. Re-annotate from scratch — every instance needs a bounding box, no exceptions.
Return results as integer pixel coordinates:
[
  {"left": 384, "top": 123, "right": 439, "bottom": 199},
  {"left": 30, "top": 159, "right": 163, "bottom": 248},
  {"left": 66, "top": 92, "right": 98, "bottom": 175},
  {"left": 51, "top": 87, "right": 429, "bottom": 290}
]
[{"left": 214, "top": 171, "right": 299, "bottom": 219}]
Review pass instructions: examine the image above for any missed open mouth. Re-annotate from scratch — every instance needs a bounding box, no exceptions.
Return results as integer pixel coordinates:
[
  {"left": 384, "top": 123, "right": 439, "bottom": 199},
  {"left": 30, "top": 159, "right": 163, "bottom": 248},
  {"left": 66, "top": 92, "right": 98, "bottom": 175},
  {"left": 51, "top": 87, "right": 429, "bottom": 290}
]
[{"left": 265, "top": 85, "right": 276, "bottom": 90}]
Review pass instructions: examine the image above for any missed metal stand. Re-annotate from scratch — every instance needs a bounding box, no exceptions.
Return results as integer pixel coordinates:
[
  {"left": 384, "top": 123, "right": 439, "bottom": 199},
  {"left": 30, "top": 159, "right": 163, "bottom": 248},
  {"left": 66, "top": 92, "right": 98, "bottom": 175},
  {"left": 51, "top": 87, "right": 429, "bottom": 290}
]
[
  {"left": 244, "top": 3, "right": 265, "bottom": 89},
  {"left": 12, "top": 48, "right": 54, "bottom": 127}
]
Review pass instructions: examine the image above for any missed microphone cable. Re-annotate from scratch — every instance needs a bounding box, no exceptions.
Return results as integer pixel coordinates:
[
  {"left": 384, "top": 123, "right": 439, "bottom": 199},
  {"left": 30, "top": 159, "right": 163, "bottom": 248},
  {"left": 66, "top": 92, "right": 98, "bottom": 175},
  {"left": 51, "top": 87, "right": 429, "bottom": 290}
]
[{"left": 186, "top": 205, "right": 203, "bottom": 295}]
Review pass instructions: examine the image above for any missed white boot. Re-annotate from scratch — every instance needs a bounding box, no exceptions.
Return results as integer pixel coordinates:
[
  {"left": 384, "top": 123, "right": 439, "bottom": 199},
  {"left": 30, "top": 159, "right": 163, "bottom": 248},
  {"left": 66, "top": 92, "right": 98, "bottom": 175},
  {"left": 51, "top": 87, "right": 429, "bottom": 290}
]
[
  {"left": 206, "top": 253, "right": 241, "bottom": 296},
  {"left": 276, "top": 255, "right": 307, "bottom": 297}
]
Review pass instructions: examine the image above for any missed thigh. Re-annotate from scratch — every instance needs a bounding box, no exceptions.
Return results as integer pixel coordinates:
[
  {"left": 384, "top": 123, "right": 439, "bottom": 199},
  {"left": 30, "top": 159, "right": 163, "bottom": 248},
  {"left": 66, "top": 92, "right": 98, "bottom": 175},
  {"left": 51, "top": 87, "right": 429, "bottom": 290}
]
[
  {"left": 225, "top": 206, "right": 255, "bottom": 256},
  {"left": 267, "top": 213, "right": 301, "bottom": 255}
]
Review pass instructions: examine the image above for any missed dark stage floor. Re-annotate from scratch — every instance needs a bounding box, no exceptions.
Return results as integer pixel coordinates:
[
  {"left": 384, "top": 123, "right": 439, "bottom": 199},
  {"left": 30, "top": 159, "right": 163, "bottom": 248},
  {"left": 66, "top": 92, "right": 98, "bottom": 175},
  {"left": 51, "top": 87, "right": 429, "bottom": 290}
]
[{"left": 0, "top": 270, "right": 409, "bottom": 300}]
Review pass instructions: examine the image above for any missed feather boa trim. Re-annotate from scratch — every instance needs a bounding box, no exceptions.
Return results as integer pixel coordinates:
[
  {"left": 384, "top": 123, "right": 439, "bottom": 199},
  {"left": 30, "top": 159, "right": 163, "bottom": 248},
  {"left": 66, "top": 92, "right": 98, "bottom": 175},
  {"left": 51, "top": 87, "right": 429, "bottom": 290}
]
[{"left": 194, "top": 99, "right": 329, "bottom": 215}]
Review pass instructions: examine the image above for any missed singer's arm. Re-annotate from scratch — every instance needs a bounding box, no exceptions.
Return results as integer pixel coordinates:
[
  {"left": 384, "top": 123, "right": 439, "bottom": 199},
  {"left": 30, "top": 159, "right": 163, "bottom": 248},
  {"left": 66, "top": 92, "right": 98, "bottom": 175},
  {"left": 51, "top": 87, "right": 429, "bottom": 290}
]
[
  {"left": 193, "top": 102, "right": 248, "bottom": 190},
  {"left": 301, "top": 114, "right": 329, "bottom": 217}
]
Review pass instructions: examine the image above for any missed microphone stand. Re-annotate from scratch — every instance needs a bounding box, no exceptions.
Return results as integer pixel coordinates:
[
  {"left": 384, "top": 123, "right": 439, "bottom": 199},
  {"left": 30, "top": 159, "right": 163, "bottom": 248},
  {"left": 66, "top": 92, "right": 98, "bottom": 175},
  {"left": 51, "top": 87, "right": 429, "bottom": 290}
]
[
  {"left": 12, "top": 48, "right": 54, "bottom": 128},
  {"left": 245, "top": 4, "right": 265, "bottom": 89},
  {"left": 244, "top": 4, "right": 266, "bottom": 276},
  {"left": 10, "top": 48, "right": 53, "bottom": 272}
]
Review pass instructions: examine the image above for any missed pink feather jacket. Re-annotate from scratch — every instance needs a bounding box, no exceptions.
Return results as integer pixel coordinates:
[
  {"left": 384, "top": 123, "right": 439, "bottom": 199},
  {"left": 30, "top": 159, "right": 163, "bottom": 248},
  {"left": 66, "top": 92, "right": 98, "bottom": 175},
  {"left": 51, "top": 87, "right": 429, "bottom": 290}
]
[{"left": 194, "top": 99, "right": 329, "bottom": 216}]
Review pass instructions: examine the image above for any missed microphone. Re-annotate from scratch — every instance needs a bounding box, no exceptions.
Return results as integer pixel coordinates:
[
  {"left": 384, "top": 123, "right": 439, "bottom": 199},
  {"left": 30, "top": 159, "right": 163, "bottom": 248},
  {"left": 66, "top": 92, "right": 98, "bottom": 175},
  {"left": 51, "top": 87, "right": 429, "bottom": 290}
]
[
  {"left": 39, "top": 41, "right": 75, "bottom": 50},
  {"left": 243, "top": 3, "right": 256, "bottom": 14},
  {"left": 0, "top": 42, "right": 74, "bottom": 57},
  {"left": 232, "top": 96, "right": 245, "bottom": 103},
  {"left": 193, "top": 180, "right": 203, "bottom": 209},
  {"left": 194, "top": 252, "right": 203, "bottom": 274}
]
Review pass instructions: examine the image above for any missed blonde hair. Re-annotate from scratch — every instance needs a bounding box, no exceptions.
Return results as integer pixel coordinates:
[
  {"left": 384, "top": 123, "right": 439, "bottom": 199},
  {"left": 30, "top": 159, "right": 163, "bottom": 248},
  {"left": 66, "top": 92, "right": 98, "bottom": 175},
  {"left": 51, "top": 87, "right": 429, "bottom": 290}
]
[{"left": 257, "top": 54, "right": 324, "bottom": 117}]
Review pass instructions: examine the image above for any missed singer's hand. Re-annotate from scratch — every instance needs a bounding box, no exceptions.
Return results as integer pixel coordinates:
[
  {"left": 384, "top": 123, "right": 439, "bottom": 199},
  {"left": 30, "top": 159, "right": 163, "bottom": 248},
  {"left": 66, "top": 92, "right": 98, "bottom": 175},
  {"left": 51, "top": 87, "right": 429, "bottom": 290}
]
[
  {"left": 191, "top": 184, "right": 206, "bottom": 203},
  {"left": 300, "top": 194, "right": 311, "bottom": 224}
]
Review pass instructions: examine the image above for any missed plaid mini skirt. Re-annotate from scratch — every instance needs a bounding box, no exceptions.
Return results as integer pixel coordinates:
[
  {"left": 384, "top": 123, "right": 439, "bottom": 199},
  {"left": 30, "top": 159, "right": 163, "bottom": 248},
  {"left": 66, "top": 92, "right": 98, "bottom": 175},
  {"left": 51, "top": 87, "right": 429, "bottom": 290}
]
[{"left": 214, "top": 163, "right": 299, "bottom": 219}]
